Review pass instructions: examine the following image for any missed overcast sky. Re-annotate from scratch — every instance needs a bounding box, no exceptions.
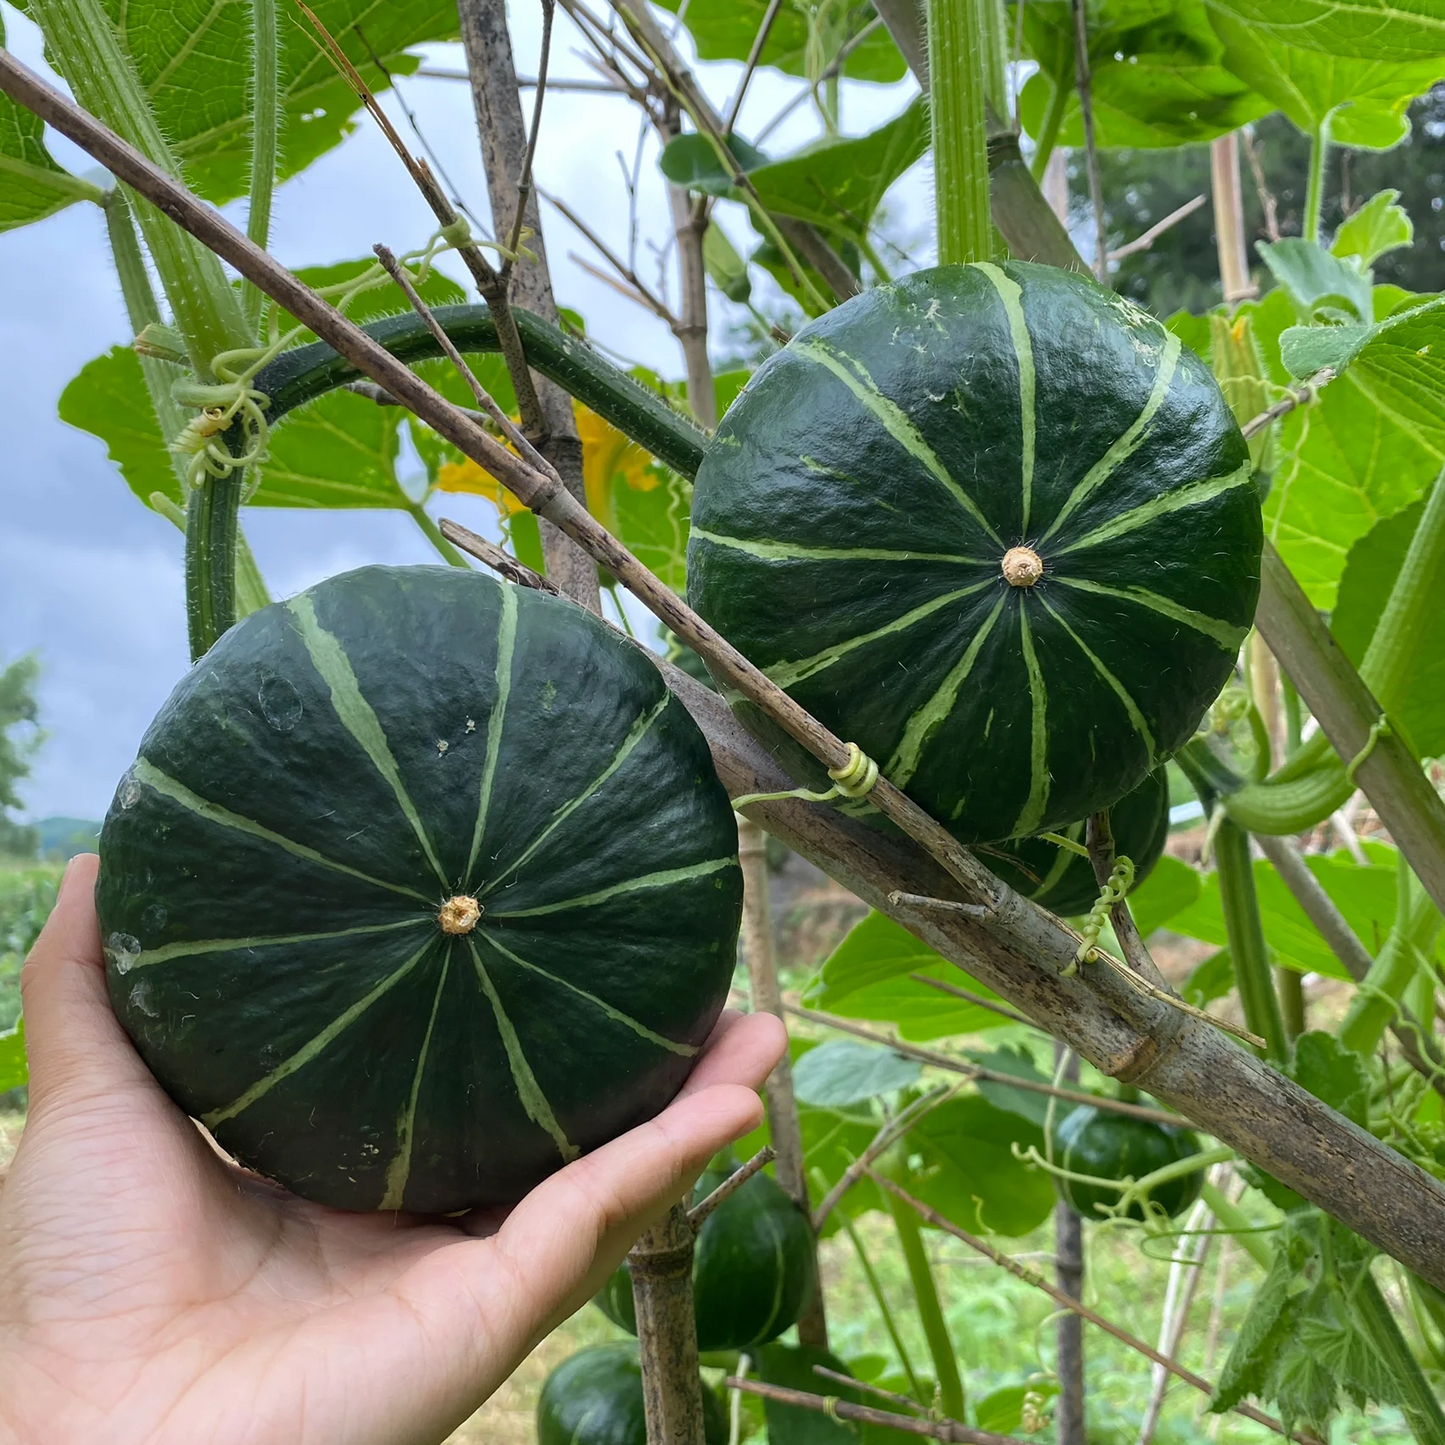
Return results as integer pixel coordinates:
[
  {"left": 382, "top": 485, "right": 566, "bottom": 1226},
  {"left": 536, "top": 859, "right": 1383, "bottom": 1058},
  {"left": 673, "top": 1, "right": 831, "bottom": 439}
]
[{"left": 0, "top": 0, "right": 928, "bottom": 823}]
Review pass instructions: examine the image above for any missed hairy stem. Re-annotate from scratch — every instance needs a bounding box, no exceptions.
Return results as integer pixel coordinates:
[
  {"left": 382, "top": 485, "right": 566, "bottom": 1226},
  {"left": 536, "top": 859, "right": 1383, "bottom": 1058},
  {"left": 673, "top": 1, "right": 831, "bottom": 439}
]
[
  {"left": 1303, "top": 116, "right": 1331, "bottom": 244},
  {"left": 928, "top": 0, "right": 993, "bottom": 263},
  {"left": 242, "top": 0, "right": 279, "bottom": 331},
  {"left": 1213, "top": 818, "right": 1288, "bottom": 1060}
]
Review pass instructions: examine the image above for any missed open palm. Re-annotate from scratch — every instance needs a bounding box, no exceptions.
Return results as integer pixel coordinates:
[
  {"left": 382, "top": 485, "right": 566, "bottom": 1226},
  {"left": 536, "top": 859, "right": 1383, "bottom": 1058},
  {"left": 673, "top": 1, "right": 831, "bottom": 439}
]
[{"left": 0, "top": 855, "right": 782, "bottom": 1445}]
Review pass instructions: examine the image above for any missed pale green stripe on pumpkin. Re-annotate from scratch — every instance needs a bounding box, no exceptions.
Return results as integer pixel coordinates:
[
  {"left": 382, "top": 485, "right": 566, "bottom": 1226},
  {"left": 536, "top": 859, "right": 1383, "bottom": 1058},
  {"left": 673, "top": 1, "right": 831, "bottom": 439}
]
[
  {"left": 1039, "top": 331, "right": 1182, "bottom": 545},
  {"left": 467, "top": 583, "right": 517, "bottom": 884},
  {"left": 1052, "top": 575, "right": 1248, "bottom": 652},
  {"left": 886, "top": 595, "right": 1007, "bottom": 790},
  {"left": 480, "top": 691, "right": 672, "bottom": 896},
  {"left": 1011, "top": 606, "right": 1051, "bottom": 837},
  {"left": 690, "top": 527, "right": 987, "bottom": 568},
  {"left": 130, "top": 758, "right": 431, "bottom": 903},
  {"left": 287, "top": 593, "right": 449, "bottom": 889},
  {"left": 765, "top": 580, "right": 995, "bottom": 691},
  {"left": 791, "top": 338, "right": 1004, "bottom": 546},
  {"left": 489, "top": 856, "right": 736, "bottom": 919},
  {"left": 480, "top": 933, "right": 697, "bottom": 1057},
  {"left": 380, "top": 945, "right": 452, "bottom": 1210},
  {"left": 1036, "top": 596, "right": 1157, "bottom": 761},
  {"left": 971, "top": 263, "right": 1036, "bottom": 535},
  {"left": 202, "top": 937, "right": 437, "bottom": 1127},
  {"left": 127, "top": 916, "right": 431, "bottom": 969},
  {"left": 466, "top": 938, "right": 578, "bottom": 1163},
  {"left": 1053, "top": 462, "right": 1255, "bottom": 555}
]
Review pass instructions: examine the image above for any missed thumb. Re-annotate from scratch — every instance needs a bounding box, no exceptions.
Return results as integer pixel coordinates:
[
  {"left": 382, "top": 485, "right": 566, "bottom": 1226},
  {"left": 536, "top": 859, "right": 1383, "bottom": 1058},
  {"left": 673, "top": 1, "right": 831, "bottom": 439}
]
[{"left": 21, "top": 854, "right": 153, "bottom": 1111}]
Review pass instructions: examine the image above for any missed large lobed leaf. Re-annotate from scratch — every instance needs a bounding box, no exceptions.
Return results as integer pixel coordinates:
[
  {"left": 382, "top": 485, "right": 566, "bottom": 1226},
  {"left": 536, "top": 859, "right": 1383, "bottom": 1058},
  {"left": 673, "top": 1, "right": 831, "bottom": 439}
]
[
  {"left": 82, "top": 0, "right": 460, "bottom": 203},
  {"left": 1201, "top": 0, "right": 1445, "bottom": 65}
]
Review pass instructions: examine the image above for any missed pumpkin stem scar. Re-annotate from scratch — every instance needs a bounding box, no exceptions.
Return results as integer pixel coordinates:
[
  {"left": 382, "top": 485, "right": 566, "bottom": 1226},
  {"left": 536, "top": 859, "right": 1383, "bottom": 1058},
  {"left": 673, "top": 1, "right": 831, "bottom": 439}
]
[
  {"left": 438, "top": 895, "right": 482, "bottom": 934},
  {"left": 1002, "top": 546, "right": 1044, "bottom": 587}
]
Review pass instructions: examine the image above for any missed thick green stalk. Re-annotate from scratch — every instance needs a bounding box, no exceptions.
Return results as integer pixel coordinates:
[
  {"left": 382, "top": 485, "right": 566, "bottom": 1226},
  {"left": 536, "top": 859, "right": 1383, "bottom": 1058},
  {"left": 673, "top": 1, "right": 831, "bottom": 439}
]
[
  {"left": 928, "top": 0, "right": 993, "bottom": 263},
  {"left": 31, "top": 0, "right": 255, "bottom": 659},
  {"left": 1198, "top": 1182, "right": 1272, "bottom": 1269},
  {"left": 1353, "top": 1269, "right": 1445, "bottom": 1445},
  {"left": 28, "top": 0, "right": 252, "bottom": 377},
  {"left": 982, "top": 0, "right": 1009, "bottom": 122},
  {"left": 885, "top": 1190, "right": 965, "bottom": 1419},
  {"left": 840, "top": 1211, "right": 926, "bottom": 1403},
  {"left": 1214, "top": 817, "right": 1289, "bottom": 1060},
  {"left": 1302, "top": 117, "right": 1331, "bottom": 245},
  {"left": 1277, "top": 966, "right": 1306, "bottom": 1040},
  {"left": 242, "top": 0, "right": 279, "bottom": 331},
  {"left": 1339, "top": 867, "right": 1442, "bottom": 1057}
]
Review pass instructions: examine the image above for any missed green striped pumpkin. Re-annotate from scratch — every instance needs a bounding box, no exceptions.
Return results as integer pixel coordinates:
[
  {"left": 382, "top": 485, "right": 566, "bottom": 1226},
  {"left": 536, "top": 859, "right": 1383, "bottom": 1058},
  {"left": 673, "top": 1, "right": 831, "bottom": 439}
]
[
  {"left": 981, "top": 766, "right": 1171, "bottom": 917},
  {"left": 538, "top": 1344, "right": 727, "bottom": 1445},
  {"left": 688, "top": 263, "right": 1261, "bottom": 845},
  {"left": 96, "top": 566, "right": 742, "bottom": 1212},
  {"left": 595, "top": 1160, "right": 817, "bottom": 1351}
]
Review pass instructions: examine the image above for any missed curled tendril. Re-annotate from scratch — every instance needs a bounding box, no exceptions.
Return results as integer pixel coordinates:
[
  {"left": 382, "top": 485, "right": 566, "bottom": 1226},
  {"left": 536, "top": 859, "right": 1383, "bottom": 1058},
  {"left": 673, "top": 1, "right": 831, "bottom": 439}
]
[{"left": 1069, "top": 855, "right": 1135, "bottom": 969}]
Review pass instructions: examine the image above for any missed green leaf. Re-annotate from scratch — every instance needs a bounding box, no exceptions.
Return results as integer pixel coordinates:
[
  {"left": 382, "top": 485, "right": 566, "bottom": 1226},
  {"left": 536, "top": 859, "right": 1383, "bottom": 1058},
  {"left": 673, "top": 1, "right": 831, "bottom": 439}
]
[
  {"left": 1169, "top": 850, "right": 1397, "bottom": 979},
  {"left": 91, "top": 0, "right": 460, "bottom": 203},
  {"left": 610, "top": 466, "right": 692, "bottom": 595},
  {"left": 0, "top": 13, "right": 105, "bottom": 232},
  {"left": 1334, "top": 190, "right": 1415, "bottom": 266},
  {"left": 1288, "top": 1031, "right": 1371, "bottom": 1125},
  {"left": 1183, "top": 948, "right": 1234, "bottom": 1006},
  {"left": 802, "top": 911, "right": 1014, "bottom": 1039},
  {"left": 1332, "top": 499, "right": 1445, "bottom": 758},
  {"left": 0, "top": 1017, "right": 26, "bottom": 1094},
  {"left": 969, "top": 1044, "right": 1054, "bottom": 1126},
  {"left": 1018, "top": 0, "right": 1269, "bottom": 149},
  {"left": 1209, "top": 11, "right": 1443, "bottom": 150},
  {"left": 908, "top": 1095, "right": 1056, "bottom": 1237},
  {"left": 58, "top": 345, "right": 181, "bottom": 507},
  {"left": 792, "top": 1039, "right": 922, "bottom": 1108},
  {"left": 1258, "top": 238, "right": 1374, "bottom": 322},
  {"left": 1127, "top": 854, "right": 1203, "bottom": 937},
  {"left": 703, "top": 223, "right": 752, "bottom": 303},
  {"left": 652, "top": 0, "right": 907, "bottom": 84},
  {"left": 1264, "top": 287, "right": 1445, "bottom": 606},
  {"left": 741, "top": 98, "right": 930, "bottom": 240},
  {"left": 1211, "top": 1228, "right": 1305, "bottom": 1415},
  {"left": 1199, "top": 0, "right": 1445, "bottom": 64},
  {"left": 658, "top": 132, "right": 768, "bottom": 196},
  {"left": 974, "top": 1383, "right": 1058, "bottom": 1436}
]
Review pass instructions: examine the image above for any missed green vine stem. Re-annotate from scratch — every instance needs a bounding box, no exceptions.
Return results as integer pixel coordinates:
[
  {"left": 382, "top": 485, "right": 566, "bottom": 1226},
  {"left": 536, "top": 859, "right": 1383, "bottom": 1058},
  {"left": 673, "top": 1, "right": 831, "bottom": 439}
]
[
  {"left": 838, "top": 1207, "right": 927, "bottom": 1403},
  {"left": 884, "top": 1181, "right": 966, "bottom": 1419},
  {"left": 1213, "top": 818, "right": 1289, "bottom": 1061},
  {"left": 928, "top": 0, "right": 993, "bottom": 264},
  {"left": 1302, "top": 116, "right": 1332, "bottom": 245},
  {"left": 1196, "top": 1182, "right": 1273, "bottom": 1268},
  {"left": 29, "top": 0, "right": 256, "bottom": 659},
  {"left": 1338, "top": 865, "right": 1443, "bottom": 1058},
  {"left": 405, "top": 501, "right": 471, "bottom": 568},
  {"left": 1028, "top": 79, "right": 1070, "bottom": 182},
  {"left": 1353, "top": 1267, "right": 1445, "bottom": 1445},
  {"left": 242, "top": 0, "right": 279, "bottom": 331}
]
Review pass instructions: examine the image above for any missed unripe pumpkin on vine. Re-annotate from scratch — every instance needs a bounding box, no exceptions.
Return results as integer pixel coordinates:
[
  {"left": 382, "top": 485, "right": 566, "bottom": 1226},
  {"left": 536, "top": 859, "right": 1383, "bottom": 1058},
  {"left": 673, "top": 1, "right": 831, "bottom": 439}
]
[
  {"left": 595, "top": 1159, "right": 818, "bottom": 1351},
  {"left": 96, "top": 565, "right": 743, "bottom": 1212},
  {"left": 1052, "top": 1104, "right": 1203, "bottom": 1221},
  {"left": 982, "top": 766, "right": 1171, "bottom": 916},
  {"left": 688, "top": 263, "right": 1261, "bottom": 844},
  {"left": 537, "top": 1343, "right": 727, "bottom": 1445}
]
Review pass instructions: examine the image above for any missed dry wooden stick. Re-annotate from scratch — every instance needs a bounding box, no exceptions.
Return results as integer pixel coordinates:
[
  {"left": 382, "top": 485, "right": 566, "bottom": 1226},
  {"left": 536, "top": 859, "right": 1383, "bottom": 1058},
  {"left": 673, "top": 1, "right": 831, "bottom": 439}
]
[
  {"left": 1241, "top": 372, "right": 1334, "bottom": 438},
  {"left": 906, "top": 971, "right": 1038, "bottom": 1029},
  {"left": 788, "top": 1006, "right": 1185, "bottom": 1127},
  {"left": 867, "top": 1173, "right": 1320, "bottom": 1445},
  {"left": 723, "top": 0, "right": 785, "bottom": 133},
  {"left": 811, "top": 1365, "right": 926, "bottom": 1415},
  {"left": 687, "top": 1145, "right": 775, "bottom": 1228},
  {"left": 1107, "top": 194, "right": 1206, "bottom": 262},
  {"left": 500, "top": 0, "right": 554, "bottom": 272},
  {"left": 810, "top": 1083, "right": 957, "bottom": 1231},
  {"left": 725, "top": 1376, "right": 1016, "bottom": 1444}
]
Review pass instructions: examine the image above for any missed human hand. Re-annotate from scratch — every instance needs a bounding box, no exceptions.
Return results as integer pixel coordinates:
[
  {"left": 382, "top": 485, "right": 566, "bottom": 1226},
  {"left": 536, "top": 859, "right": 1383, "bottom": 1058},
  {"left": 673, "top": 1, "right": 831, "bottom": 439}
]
[{"left": 0, "top": 855, "right": 784, "bottom": 1445}]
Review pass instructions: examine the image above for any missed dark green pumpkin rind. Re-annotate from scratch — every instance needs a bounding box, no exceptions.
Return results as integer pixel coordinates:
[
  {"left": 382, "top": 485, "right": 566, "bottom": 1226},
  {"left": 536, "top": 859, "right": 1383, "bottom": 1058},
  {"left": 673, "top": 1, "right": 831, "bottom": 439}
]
[
  {"left": 97, "top": 566, "right": 741, "bottom": 1213},
  {"left": 1053, "top": 1104, "right": 1203, "bottom": 1222},
  {"left": 981, "top": 766, "right": 1171, "bottom": 917},
  {"left": 688, "top": 262, "right": 1261, "bottom": 844},
  {"left": 537, "top": 1344, "right": 727, "bottom": 1445},
  {"left": 594, "top": 1164, "right": 817, "bottom": 1351}
]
